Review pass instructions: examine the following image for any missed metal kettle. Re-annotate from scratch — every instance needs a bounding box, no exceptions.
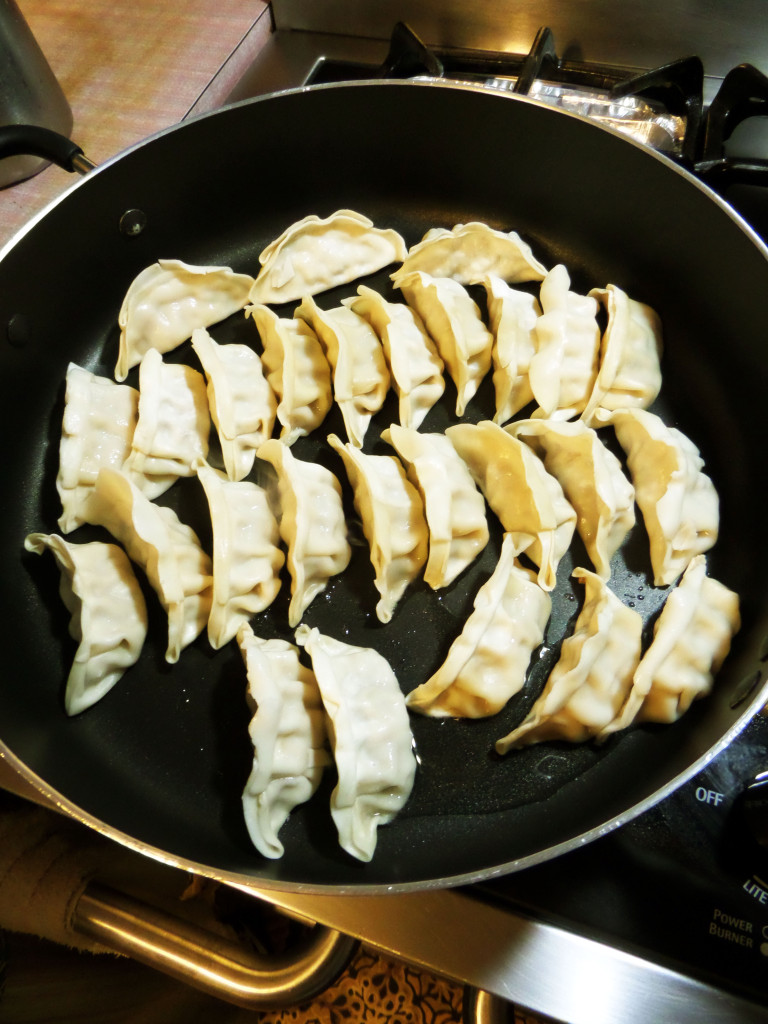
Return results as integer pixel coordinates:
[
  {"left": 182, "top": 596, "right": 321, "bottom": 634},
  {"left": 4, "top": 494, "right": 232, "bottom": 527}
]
[{"left": 0, "top": 0, "right": 72, "bottom": 187}]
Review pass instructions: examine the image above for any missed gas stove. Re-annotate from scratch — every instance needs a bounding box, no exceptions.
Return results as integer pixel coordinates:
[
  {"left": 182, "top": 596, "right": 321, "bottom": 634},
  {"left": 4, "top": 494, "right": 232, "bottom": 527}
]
[
  {"left": 183, "top": 6, "right": 768, "bottom": 1022},
  {"left": 199, "top": 1, "right": 768, "bottom": 242}
]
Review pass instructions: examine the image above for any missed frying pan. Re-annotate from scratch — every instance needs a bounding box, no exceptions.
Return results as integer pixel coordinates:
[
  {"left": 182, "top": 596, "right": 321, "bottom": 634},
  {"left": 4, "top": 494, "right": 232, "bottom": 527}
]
[{"left": 1, "top": 80, "right": 767, "bottom": 894}]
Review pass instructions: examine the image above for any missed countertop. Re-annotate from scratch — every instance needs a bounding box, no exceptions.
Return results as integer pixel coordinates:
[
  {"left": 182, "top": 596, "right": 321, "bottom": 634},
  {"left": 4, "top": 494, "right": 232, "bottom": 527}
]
[{"left": 1, "top": 0, "right": 272, "bottom": 250}]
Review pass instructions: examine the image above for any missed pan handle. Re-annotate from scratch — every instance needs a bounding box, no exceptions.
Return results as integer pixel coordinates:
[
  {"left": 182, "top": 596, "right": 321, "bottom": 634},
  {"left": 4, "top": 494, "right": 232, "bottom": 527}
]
[
  {"left": 0, "top": 124, "right": 96, "bottom": 174},
  {"left": 0, "top": 794, "right": 357, "bottom": 1011},
  {"left": 73, "top": 881, "right": 359, "bottom": 1011}
]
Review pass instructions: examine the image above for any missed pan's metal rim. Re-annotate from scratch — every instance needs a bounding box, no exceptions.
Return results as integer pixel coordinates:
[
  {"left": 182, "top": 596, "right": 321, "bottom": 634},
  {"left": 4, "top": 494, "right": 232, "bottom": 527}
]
[
  {"left": 3, "top": 76, "right": 768, "bottom": 896},
  {"left": 1, "top": 677, "right": 765, "bottom": 897}
]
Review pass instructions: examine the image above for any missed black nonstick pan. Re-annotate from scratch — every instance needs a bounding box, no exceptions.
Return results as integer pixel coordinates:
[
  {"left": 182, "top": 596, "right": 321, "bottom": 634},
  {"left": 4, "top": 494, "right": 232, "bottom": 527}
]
[{"left": 1, "top": 80, "right": 767, "bottom": 893}]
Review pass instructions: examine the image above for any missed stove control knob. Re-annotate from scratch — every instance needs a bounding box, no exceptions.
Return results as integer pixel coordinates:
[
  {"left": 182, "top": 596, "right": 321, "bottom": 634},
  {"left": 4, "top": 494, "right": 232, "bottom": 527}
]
[{"left": 740, "top": 771, "right": 768, "bottom": 850}]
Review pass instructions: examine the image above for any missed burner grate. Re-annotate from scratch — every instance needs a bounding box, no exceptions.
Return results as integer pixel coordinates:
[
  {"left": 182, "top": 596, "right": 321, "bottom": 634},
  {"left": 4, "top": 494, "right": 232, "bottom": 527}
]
[
  {"left": 308, "top": 20, "right": 768, "bottom": 195},
  {"left": 697, "top": 62, "right": 768, "bottom": 188},
  {"left": 307, "top": 22, "right": 699, "bottom": 158}
]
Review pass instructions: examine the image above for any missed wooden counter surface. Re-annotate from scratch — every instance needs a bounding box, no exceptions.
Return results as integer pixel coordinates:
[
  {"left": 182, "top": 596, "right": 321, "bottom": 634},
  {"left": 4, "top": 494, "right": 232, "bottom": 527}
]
[{"left": 1, "top": 0, "right": 271, "bottom": 250}]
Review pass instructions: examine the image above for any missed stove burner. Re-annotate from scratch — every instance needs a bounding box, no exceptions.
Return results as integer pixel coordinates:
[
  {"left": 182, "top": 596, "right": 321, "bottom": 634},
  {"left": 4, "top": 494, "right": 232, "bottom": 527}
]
[
  {"left": 308, "top": 22, "right": 698, "bottom": 157},
  {"left": 309, "top": 21, "right": 768, "bottom": 205}
]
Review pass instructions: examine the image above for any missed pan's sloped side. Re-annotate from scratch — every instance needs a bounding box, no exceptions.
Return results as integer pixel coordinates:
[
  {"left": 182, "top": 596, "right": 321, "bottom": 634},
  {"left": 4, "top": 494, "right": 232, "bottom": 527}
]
[{"left": 1, "top": 82, "right": 767, "bottom": 891}]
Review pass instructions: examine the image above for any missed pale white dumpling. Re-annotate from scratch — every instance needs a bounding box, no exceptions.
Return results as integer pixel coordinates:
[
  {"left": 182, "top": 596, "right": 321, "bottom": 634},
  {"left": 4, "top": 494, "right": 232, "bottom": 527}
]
[
  {"left": 390, "top": 222, "right": 547, "bottom": 286},
  {"left": 123, "top": 348, "right": 210, "bottom": 499},
  {"left": 447, "top": 420, "right": 576, "bottom": 591},
  {"left": 381, "top": 424, "right": 488, "bottom": 589},
  {"left": 83, "top": 467, "right": 213, "bottom": 664},
  {"left": 328, "top": 433, "right": 428, "bottom": 623},
  {"left": 295, "top": 295, "right": 390, "bottom": 447},
  {"left": 606, "top": 556, "right": 740, "bottom": 731},
  {"left": 238, "top": 624, "right": 331, "bottom": 859},
  {"left": 191, "top": 328, "right": 275, "bottom": 481},
  {"left": 295, "top": 624, "right": 416, "bottom": 863},
  {"left": 249, "top": 209, "right": 407, "bottom": 305},
  {"left": 510, "top": 418, "right": 635, "bottom": 580},
  {"left": 343, "top": 285, "right": 444, "bottom": 430},
  {"left": 56, "top": 363, "right": 139, "bottom": 533},
  {"left": 196, "top": 462, "right": 284, "bottom": 649},
  {"left": 406, "top": 534, "right": 551, "bottom": 718},
  {"left": 582, "top": 283, "right": 663, "bottom": 426},
  {"left": 528, "top": 264, "right": 601, "bottom": 418},
  {"left": 247, "top": 304, "right": 332, "bottom": 445},
  {"left": 476, "top": 274, "right": 541, "bottom": 424},
  {"left": 495, "top": 568, "right": 643, "bottom": 750},
  {"left": 257, "top": 439, "right": 351, "bottom": 628},
  {"left": 396, "top": 270, "right": 493, "bottom": 416},
  {"left": 24, "top": 533, "right": 147, "bottom": 716},
  {"left": 116, "top": 259, "right": 254, "bottom": 380},
  {"left": 611, "top": 408, "right": 719, "bottom": 586}
]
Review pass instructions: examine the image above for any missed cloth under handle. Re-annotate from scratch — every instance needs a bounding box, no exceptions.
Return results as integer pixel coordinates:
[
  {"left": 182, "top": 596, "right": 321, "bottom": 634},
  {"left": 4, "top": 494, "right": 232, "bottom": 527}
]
[
  {"left": 0, "top": 798, "right": 358, "bottom": 1011},
  {"left": 0, "top": 124, "right": 95, "bottom": 174}
]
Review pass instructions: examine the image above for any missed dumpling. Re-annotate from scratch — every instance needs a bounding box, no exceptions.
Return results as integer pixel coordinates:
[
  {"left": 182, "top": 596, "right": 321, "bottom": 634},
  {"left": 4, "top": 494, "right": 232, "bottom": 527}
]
[
  {"left": 249, "top": 209, "right": 408, "bottom": 305},
  {"left": 528, "top": 264, "right": 601, "bottom": 419},
  {"left": 495, "top": 567, "right": 643, "bottom": 750},
  {"left": 257, "top": 439, "right": 351, "bottom": 628},
  {"left": 447, "top": 420, "right": 576, "bottom": 591},
  {"left": 509, "top": 418, "right": 635, "bottom": 580},
  {"left": 24, "top": 533, "right": 147, "bottom": 716},
  {"left": 406, "top": 534, "right": 551, "bottom": 718},
  {"left": 196, "top": 462, "right": 284, "bottom": 650},
  {"left": 56, "top": 363, "right": 139, "bottom": 533},
  {"left": 295, "top": 624, "right": 417, "bottom": 863},
  {"left": 581, "top": 283, "right": 663, "bottom": 426},
  {"left": 390, "top": 222, "right": 547, "bottom": 286},
  {"left": 475, "top": 274, "right": 541, "bottom": 424},
  {"left": 327, "top": 433, "right": 428, "bottom": 623},
  {"left": 83, "top": 467, "right": 213, "bottom": 663},
  {"left": 395, "top": 270, "right": 493, "bottom": 416},
  {"left": 605, "top": 556, "right": 740, "bottom": 731},
  {"left": 343, "top": 285, "right": 444, "bottom": 430},
  {"left": 247, "top": 303, "right": 333, "bottom": 445},
  {"left": 381, "top": 424, "right": 488, "bottom": 589},
  {"left": 295, "top": 295, "right": 390, "bottom": 447},
  {"left": 123, "top": 348, "right": 210, "bottom": 499},
  {"left": 116, "top": 259, "right": 254, "bottom": 381},
  {"left": 238, "top": 623, "right": 331, "bottom": 859},
  {"left": 610, "top": 408, "right": 719, "bottom": 586},
  {"left": 191, "top": 328, "right": 275, "bottom": 481}
]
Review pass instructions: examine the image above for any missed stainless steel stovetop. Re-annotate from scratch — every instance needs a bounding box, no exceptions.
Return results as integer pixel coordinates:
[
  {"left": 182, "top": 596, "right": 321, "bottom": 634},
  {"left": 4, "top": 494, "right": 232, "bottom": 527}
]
[{"left": 180, "top": 5, "right": 768, "bottom": 1023}]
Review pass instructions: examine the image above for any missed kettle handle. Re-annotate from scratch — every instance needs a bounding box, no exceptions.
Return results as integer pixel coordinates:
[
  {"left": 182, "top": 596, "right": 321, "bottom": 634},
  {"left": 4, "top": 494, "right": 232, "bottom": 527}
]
[{"left": 0, "top": 124, "right": 94, "bottom": 174}]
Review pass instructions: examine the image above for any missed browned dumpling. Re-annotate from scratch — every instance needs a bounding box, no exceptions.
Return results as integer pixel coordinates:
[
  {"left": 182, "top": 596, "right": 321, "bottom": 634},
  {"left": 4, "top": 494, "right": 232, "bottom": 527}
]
[
  {"left": 605, "top": 556, "right": 740, "bottom": 731},
  {"left": 610, "top": 408, "right": 719, "bottom": 586},
  {"left": 495, "top": 568, "right": 643, "bottom": 750},
  {"left": 406, "top": 534, "right": 551, "bottom": 719},
  {"left": 447, "top": 420, "right": 576, "bottom": 591}
]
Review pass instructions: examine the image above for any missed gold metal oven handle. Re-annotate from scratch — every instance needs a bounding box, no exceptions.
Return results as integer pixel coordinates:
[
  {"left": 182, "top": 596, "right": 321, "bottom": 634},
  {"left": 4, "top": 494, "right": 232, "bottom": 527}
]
[{"left": 73, "top": 881, "right": 359, "bottom": 1011}]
